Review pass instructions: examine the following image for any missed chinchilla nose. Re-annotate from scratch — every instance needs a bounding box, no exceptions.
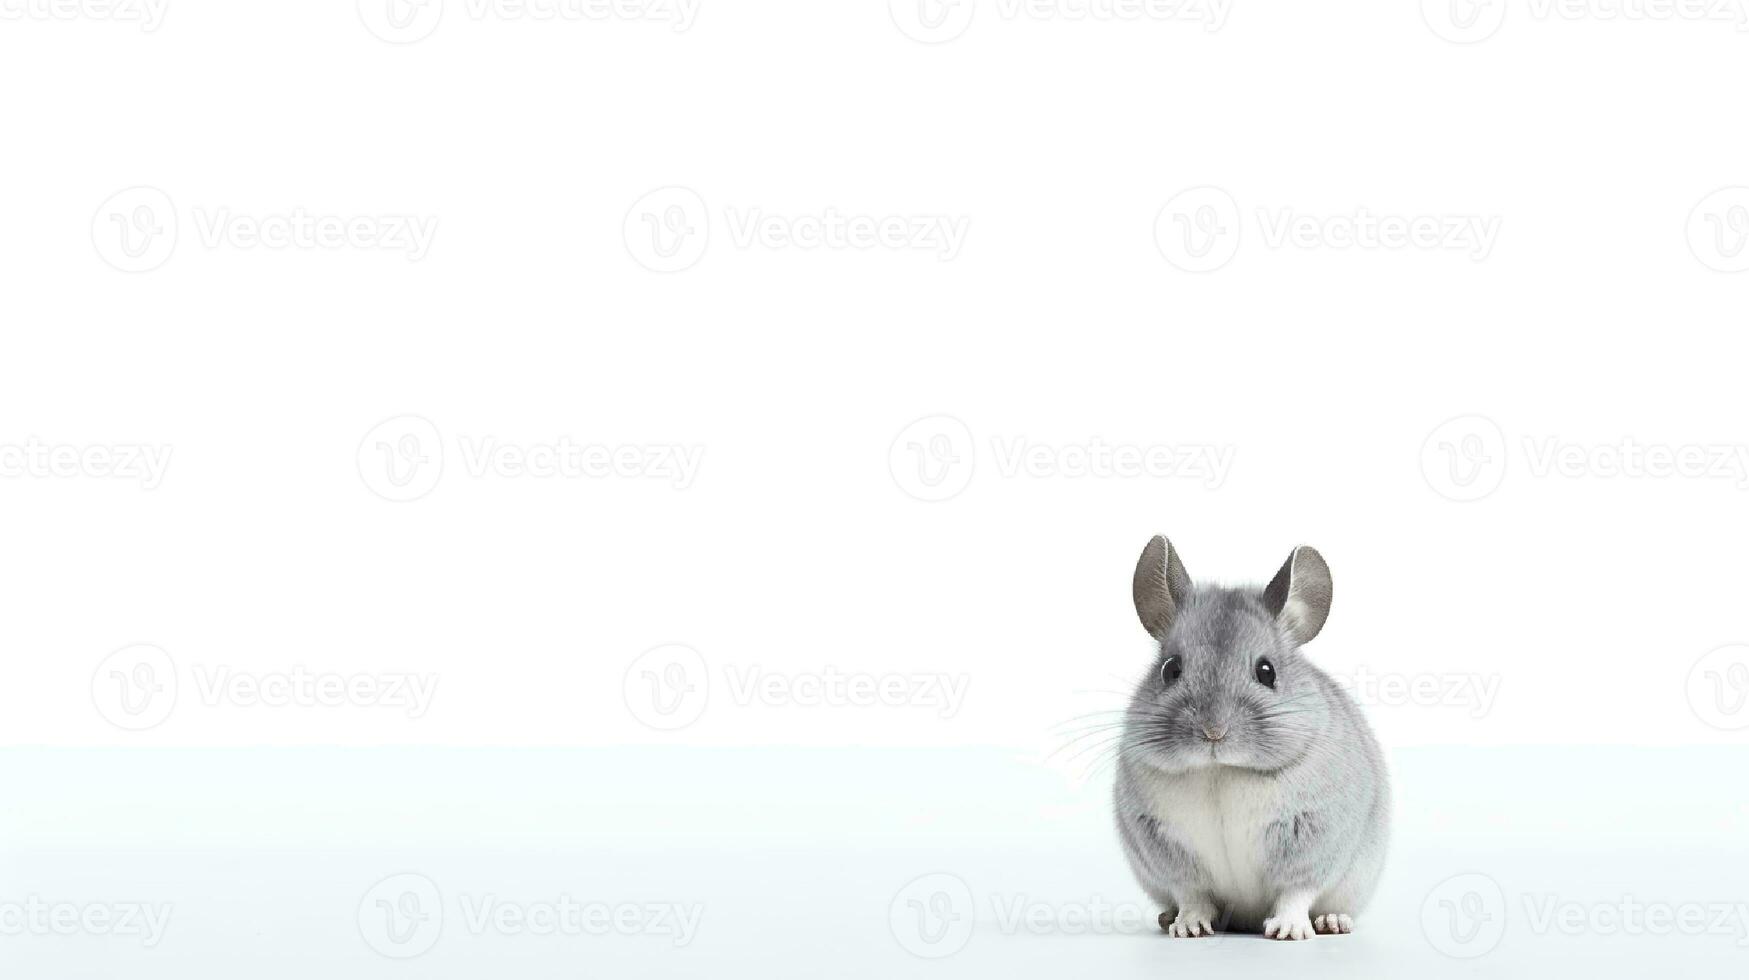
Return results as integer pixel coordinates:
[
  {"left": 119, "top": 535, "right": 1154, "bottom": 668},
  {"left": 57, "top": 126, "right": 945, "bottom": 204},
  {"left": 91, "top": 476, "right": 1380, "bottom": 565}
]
[{"left": 1200, "top": 724, "right": 1228, "bottom": 742}]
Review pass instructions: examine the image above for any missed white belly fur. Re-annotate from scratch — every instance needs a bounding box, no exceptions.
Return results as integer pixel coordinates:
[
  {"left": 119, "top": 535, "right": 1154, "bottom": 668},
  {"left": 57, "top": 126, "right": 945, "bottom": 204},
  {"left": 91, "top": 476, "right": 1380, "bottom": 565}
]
[{"left": 1136, "top": 767, "right": 1281, "bottom": 920}]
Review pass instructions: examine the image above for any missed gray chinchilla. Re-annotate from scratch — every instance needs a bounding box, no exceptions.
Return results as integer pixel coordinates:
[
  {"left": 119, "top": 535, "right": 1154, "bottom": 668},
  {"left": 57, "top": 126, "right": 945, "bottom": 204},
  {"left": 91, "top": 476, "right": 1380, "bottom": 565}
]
[{"left": 1113, "top": 535, "right": 1389, "bottom": 941}]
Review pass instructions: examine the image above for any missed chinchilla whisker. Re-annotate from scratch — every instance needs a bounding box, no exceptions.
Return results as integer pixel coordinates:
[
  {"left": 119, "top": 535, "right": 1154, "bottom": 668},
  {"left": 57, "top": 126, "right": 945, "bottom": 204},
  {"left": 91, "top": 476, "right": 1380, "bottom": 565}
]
[
  {"left": 1047, "top": 730, "right": 1132, "bottom": 756},
  {"left": 1050, "top": 709, "right": 1134, "bottom": 727},
  {"left": 1048, "top": 734, "right": 1125, "bottom": 757},
  {"left": 1065, "top": 736, "right": 1139, "bottom": 769},
  {"left": 1060, "top": 725, "right": 1147, "bottom": 750},
  {"left": 1051, "top": 725, "right": 1133, "bottom": 742},
  {"left": 1058, "top": 717, "right": 1148, "bottom": 736},
  {"left": 1050, "top": 716, "right": 1138, "bottom": 736}
]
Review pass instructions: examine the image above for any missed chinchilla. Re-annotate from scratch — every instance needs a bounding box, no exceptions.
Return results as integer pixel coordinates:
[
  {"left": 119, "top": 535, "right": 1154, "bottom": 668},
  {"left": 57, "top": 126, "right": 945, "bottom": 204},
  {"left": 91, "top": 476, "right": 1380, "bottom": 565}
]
[{"left": 1113, "top": 535, "right": 1389, "bottom": 941}]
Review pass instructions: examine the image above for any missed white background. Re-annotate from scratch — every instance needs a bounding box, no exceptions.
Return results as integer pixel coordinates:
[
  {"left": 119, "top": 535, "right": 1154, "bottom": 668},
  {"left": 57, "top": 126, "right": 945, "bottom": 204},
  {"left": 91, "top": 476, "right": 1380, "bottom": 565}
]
[{"left": 3, "top": 1, "right": 1748, "bottom": 976}]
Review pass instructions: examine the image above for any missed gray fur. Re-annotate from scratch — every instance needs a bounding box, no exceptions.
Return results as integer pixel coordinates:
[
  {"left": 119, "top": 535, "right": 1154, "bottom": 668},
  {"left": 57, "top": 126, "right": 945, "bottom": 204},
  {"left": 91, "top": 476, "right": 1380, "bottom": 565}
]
[{"left": 1113, "top": 537, "right": 1390, "bottom": 939}]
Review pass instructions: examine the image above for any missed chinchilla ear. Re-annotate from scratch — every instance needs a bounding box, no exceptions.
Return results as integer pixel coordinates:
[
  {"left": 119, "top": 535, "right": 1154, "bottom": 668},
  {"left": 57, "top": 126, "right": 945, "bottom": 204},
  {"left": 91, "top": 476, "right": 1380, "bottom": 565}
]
[
  {"left": 1132, "top": 535, "right": 1192, "bottom": 640},
  {"left": 1263, "top": 546, "right": 1333, "bottom": 646}
]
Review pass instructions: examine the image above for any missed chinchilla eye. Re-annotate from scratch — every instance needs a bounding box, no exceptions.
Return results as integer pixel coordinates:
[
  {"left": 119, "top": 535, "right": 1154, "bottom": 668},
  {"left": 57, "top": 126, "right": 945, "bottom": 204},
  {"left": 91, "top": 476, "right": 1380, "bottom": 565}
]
[
  {"left": 1254, "top": 658, "right": 1277, "bottom": 689},
  {"left": 1160, "top": 655, "right": 1183, "bottom": 687}
]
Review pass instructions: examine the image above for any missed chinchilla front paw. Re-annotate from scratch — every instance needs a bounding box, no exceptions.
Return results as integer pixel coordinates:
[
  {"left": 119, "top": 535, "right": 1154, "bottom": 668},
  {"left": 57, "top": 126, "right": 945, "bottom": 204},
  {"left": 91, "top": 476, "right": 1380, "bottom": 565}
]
[
  {"left": 1262, "top": 913, "right": 1315, "bottom": 941},
  {"left": 1162, "top": 904, "right": 1219, "bottom": 937}
]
